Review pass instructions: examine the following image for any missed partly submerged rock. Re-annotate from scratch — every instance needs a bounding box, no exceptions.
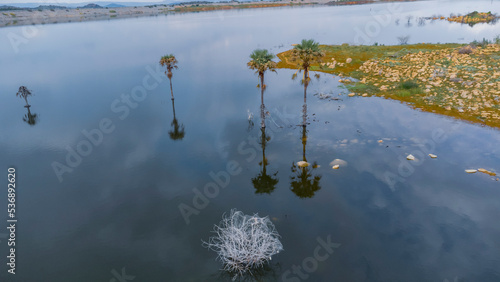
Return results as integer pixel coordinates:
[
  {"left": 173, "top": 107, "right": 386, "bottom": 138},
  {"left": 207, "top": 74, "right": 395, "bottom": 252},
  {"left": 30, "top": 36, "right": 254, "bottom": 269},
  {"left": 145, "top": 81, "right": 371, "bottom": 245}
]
[
  {"left": 332, "top": 165, "right": 340, "bottom": 170},
  {"left": 407, "top": 154, "right": 415, "bottom": 160},
  {"left": 429, "top": 154, "right": 437, "bottom": 158},
  {"left": 330, "top": 159, "right": 347, "bottom": 167},
  {"left": 477, "top": 168, "right": 497, "bottom": 176},
  {"left": 465, "top": 169, "right": 477, "bottom": 173},
  {"left": 297, "top": 161, "right": 310, "bottom": 168}
]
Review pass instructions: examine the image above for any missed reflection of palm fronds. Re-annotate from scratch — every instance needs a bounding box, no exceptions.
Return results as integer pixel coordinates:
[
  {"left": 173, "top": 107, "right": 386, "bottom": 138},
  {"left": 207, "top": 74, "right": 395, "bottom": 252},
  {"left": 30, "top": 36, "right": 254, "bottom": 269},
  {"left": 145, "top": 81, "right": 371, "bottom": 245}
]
[
  {"left": 290, "top": 162, "right": 321, "bottom": 198},
  {"left": 169, "top": 118, "right": 185, "bottom": 140},
  {"left": 23, "top": 108, "right": 38, "bottom": 126},
  {"left": 252, "top": 171, "right": 279, "bottom": 194}
]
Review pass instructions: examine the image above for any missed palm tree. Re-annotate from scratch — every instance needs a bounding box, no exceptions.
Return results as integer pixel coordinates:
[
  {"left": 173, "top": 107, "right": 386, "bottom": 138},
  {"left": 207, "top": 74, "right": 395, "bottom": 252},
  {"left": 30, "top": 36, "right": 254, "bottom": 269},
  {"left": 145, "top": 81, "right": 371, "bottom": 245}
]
[
  {"left": 16, "top": 86, "right": 33, "bottom": 107},
  {"left": 247, "top": 49, "right": 277, "bottom": 128},
  {"left": 160, "top": 54, "right": 178, "bottom": 100},
  {"left": 290, "top": 39, "right": 325, "bottom": 105},
  {"left": 252, "top": 127, "right": 279, "bottom": 194},
  {"left": 169, "top": 99, "right": 185, "bottom": 141}
]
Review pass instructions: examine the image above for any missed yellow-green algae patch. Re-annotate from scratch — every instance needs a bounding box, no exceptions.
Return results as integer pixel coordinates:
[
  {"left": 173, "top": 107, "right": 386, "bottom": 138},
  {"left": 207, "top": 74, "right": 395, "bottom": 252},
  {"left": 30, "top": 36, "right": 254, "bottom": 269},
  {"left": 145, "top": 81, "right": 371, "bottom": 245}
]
[{"left": 277, "top": 43, "right": 500, "bottom": 129}]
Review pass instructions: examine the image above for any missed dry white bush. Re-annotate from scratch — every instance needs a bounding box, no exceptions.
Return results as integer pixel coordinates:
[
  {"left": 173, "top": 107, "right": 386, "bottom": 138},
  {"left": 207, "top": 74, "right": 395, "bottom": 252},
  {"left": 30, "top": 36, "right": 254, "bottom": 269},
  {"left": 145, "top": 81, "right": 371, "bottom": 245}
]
[{"left": 202, "top": 209, "right": 283, "bottom": 280}]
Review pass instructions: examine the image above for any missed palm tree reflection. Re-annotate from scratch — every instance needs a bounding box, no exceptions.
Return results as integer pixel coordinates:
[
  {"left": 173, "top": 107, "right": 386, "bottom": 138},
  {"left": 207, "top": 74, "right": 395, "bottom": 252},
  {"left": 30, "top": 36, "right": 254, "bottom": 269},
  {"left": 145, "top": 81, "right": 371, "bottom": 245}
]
[
  {"left": 169, "top": 99, "right": 185, "bottom": 141},
  {"left": 252, "top": 125, "right": 279, "bottom": 195},
  {"left": 290, "top": 84, "right": 321, "bottom": 198},
  {"left": 23, "top": 106, "right": 38, "bottom": 126},
  {"left": 17, "top": 86, "right": 38, "bottom": 126}
]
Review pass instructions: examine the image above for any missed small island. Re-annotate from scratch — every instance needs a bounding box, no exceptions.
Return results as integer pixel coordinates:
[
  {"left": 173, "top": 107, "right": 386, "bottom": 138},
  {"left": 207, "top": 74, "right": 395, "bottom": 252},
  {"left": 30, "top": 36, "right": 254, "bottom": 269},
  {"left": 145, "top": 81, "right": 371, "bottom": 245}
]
[
  {"left": 446, "top": 11, "right": 499, "bottom": 26},
  {"left": 277, "top": 41, "right": 500, "bottom": 128}
]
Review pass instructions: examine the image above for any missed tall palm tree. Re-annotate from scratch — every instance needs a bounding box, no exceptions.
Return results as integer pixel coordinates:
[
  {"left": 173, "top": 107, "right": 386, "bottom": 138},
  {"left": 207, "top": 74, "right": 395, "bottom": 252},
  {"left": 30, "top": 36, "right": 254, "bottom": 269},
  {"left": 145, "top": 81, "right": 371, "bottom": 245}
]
[
  {"left": 290, "top": 39, "right": 325, "bottom": 106},
  {"left": 160, "top": 54, "right": 178, "bottom": 100},
  {"left": 252, "top": 127, "right": 279, "bottom": 194},
  {"left": 247, "top": 49, "right": 277, "bottom": 128},
  {"left": 169, "top": 99, "right": 185, "bottom": 141},
  {"left": 16, "top": 86, "right": 33, "bottom": 107}
]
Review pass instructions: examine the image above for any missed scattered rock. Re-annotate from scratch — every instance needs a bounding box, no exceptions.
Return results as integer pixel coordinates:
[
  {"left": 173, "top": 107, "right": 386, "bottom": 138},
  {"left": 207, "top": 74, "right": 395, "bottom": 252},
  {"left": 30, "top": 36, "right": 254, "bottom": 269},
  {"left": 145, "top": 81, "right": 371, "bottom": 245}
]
[
  {"left": 297, "top": 161, "right": 310, "bottom": 168},
  {"left": 348, "top": 93, "right": 355, "bottom": 97},
  {"left": 477, "top": 168, "right": 497, "bottom": 176},
  {"left": 330, "top": 159, "right": 347, "bottom": 167},
  {"left": 346, "top": 58, "right": 352, "bottom": 63}
]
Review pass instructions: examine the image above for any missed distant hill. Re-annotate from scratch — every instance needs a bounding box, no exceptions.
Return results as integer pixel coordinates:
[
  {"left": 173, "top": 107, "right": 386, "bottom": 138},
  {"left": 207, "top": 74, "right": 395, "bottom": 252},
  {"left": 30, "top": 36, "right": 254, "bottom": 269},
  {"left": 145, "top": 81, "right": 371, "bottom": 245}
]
[
  {"left": 105, "top": 3, "right": 126, "bottom": 8},
  {"left": 37, "top": 5, "right": 68, "bottom": 10},
  {"left": 78, "top": 3, "right": 103, "bottom": 9},
  {"left": 0, "top": 5, "right": 23, "bottom": 11}
]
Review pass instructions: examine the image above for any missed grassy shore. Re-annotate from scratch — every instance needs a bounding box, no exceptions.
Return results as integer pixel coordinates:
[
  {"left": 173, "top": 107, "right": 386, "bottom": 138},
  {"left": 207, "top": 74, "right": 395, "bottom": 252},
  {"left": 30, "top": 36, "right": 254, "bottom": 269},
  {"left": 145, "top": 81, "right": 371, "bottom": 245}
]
[{"left": 277, "top": 42, "right": 500, "bottom": 128}]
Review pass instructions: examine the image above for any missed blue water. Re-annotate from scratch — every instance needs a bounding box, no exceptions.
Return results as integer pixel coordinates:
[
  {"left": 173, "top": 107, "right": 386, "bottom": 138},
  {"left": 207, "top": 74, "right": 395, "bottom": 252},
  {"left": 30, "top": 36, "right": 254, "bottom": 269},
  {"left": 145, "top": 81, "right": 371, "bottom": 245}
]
[{"left": 0, "top": 1, "right": 499, "bottom": 281}]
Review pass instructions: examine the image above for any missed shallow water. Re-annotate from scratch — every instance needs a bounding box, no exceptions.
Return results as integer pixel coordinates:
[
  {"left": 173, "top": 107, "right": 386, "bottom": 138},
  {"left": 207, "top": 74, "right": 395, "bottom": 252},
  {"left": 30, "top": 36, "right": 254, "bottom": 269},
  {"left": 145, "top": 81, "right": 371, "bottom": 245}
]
[{"left": 0, "top": 0, "right": 500, "bottom": 281}]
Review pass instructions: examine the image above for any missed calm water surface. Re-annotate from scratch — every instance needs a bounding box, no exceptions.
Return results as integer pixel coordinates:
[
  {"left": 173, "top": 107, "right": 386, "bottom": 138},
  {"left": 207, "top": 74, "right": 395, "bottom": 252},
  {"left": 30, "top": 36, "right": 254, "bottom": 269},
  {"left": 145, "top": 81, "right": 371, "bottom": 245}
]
[{"left": 1, "top": 0, "right": 500, "bottom": 281}]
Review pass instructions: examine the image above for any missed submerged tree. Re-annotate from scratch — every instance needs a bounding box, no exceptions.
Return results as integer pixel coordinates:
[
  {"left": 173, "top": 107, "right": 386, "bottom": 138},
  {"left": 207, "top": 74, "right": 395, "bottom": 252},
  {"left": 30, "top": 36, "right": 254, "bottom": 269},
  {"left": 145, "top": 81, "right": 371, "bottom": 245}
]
[
  {"left": 16, "top": 86, "right": 33, "bottom": 107},
  {"left": 202, "top": 209, "right": 283, "bottom": 280},
  {"left": 160, "top": 54, "right": 178, "bottom": 100},
  {"left": 247, "top": 49, "right": 277, "bottom": 128},
  {"left": 168, "top": 99, "right": 185, "bottom": 141},
  {"left": 252, "top": 127, "right": 279, "bottom": 194},
  {"left": 290, "top": 39, "right": 325, "bottom": 105}
]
